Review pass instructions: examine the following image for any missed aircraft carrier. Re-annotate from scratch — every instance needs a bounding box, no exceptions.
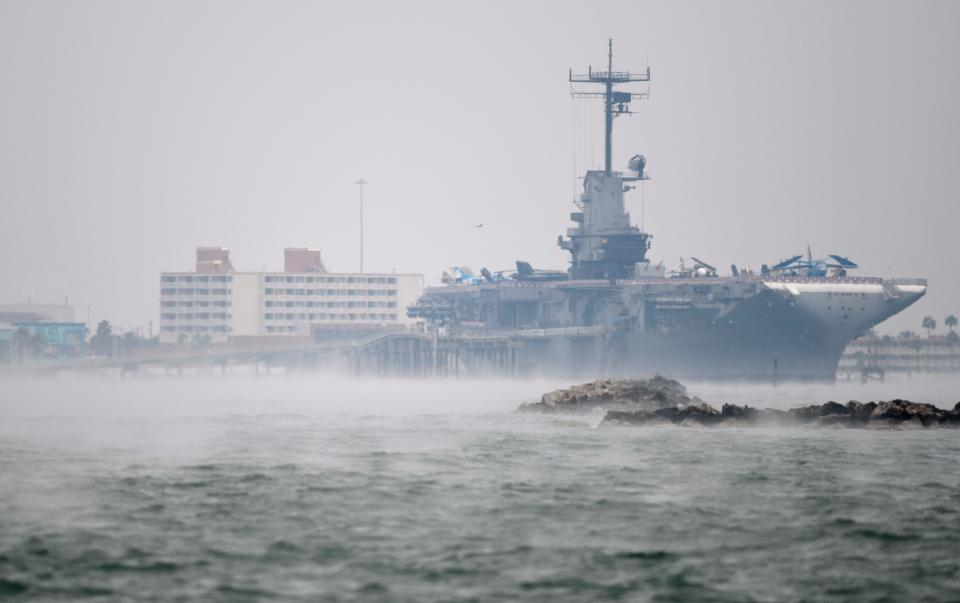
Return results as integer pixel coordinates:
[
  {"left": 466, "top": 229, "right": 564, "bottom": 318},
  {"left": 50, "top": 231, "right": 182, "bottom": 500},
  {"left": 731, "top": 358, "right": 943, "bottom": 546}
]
[{"left": 408, "top": 41, "right": 926, "bottom": 381}]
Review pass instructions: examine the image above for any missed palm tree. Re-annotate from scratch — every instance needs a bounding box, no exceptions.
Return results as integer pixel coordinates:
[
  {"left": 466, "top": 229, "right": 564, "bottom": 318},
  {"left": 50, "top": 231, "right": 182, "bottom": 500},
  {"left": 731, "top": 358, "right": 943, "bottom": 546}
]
[
  {"left": 90, "top": 320, "right": 114, "bottom": 356},
  {"left": 12, "top": 327, "right": 31, "bottom": 361},
  {"left": 922, "top": 316, "right": 937, "bottom": 337},
  {"left": 946, "top": 315, "right": 958, "bottom": 332}
]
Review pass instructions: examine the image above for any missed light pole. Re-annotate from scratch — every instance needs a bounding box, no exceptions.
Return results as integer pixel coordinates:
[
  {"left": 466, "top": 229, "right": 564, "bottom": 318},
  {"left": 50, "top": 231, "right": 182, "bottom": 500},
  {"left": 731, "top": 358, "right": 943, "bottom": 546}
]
[{"left": 355, "top": 178, "right": 368, "bottom": 273}]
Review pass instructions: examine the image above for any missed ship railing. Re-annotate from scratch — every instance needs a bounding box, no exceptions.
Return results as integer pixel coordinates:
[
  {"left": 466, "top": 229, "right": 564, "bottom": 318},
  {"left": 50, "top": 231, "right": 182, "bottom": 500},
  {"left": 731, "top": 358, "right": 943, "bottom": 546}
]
[
  {"left": 761, "top": 275, "right": 884, "bottom": 285},
  {"left": 427, "top": 273, "right": 912, "bottom": 292}
]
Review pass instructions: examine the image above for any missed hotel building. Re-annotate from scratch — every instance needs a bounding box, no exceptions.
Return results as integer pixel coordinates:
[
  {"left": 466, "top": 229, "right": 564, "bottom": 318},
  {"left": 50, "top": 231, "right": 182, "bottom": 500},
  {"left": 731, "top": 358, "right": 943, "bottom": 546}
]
[{"left": 159, "top": 247, "right": 424, "bottom": 343}]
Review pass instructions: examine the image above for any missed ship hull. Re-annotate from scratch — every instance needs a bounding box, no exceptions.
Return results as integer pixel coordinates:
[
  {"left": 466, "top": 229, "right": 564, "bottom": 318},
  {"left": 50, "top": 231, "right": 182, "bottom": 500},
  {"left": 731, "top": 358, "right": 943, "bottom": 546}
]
[{"left": 411, "top": 276, "right": 927, "bottom": 381}]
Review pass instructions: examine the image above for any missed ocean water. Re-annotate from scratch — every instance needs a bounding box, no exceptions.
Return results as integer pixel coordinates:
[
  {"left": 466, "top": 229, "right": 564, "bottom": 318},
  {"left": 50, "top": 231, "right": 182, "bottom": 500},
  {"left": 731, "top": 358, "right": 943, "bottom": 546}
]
[{"left": 1, "top": 375, "right": 959, "bottom": 602}]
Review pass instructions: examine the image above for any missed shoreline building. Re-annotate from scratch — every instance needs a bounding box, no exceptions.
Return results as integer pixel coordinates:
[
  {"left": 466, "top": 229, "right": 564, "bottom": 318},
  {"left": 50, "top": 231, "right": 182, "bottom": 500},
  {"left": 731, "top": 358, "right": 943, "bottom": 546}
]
[
  {"left": 0, "top": 303, "right": 86, "bottom": 362},
  {"left": 159, "top": 247, "right": 423, "bottom": 344}
]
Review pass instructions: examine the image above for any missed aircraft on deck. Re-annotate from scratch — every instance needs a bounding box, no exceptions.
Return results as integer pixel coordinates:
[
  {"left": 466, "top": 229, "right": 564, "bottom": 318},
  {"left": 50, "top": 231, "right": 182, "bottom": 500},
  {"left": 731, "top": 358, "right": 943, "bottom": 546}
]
[
  {"left": 670, "top": 257, "right": 719, "bottom": 278},
  {"left": 512, "top": 261, "right": 569, "bottom": 282},
  {"left": 441, "top": 267, "right": 483, "bottom": 285},
  {"left": 767, "top": 247, "right": 859, "bottom": 278}
]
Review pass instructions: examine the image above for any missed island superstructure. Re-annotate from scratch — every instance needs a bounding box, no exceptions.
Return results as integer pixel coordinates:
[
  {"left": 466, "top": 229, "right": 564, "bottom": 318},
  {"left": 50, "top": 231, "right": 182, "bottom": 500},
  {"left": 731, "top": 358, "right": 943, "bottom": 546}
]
[{"left": 408, "top": 41, "right": 927, "bottom": 380}]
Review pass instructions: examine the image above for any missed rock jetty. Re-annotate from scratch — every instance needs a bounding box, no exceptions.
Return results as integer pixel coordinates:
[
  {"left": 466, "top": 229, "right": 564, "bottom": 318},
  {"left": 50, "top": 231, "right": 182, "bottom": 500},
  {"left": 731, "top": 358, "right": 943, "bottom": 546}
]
[
  {"left": 518, "top": 376, "right": 701, "bottom": 414},
  {"left": 521, "top": 376, "right": 960, "bottom": 429}
]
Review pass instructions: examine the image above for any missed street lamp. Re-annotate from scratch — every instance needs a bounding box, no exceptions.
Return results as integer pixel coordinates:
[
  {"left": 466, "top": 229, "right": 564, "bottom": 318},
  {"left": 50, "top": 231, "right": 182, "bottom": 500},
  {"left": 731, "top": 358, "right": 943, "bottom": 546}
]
[{"left": 355, "top": 178, "right": 368, "bottom": 273}]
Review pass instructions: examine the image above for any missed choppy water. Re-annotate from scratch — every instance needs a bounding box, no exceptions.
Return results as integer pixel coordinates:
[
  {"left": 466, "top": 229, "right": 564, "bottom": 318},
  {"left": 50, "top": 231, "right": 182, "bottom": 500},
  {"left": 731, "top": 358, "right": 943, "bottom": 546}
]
[{"left": 1, "top": 376, "right": 959, "bottom": 602}]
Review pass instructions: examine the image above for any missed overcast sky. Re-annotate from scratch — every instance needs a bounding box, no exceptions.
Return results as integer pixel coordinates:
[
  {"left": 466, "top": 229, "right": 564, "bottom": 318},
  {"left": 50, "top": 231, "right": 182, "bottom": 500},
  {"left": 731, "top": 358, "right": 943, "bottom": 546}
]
[{"left": 1, "top": 0, "right": 957, "bottom": 334}]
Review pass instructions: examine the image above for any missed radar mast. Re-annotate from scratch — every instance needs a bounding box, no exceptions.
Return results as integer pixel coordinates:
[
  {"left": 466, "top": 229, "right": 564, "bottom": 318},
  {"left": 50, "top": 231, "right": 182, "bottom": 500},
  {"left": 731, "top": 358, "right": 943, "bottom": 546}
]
[{"left": 569, "top": 39, "right": 650, "bottom": 174}]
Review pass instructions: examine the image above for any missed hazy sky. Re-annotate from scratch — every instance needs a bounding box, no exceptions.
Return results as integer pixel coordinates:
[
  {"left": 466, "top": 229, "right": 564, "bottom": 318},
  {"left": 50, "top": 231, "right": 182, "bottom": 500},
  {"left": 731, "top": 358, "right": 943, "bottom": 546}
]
[{"left": 1, "top": 0, "right": 958, "bottom": 333}]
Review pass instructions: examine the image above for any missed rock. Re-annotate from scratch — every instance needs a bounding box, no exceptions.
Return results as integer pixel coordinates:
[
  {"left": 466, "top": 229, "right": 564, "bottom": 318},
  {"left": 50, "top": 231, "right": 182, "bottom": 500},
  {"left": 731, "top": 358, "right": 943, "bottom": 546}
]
[
  {"left": 788, "top": 405, "right": 822, "bottom": 423},
  {"left": 901, "top": 402, "right": 947, "bottom": 426},
  {"left": 870, "top": 401, "right": 911, "bottom": 422},
  {"left": 941, "top": 414, "right": 960, "bottom": 428},
  {"left": 602, "top": 401, "right": 723, "bottom": 426},
  {"left": 820, "top": 401, "right": 850, "bottom": 416},
  {"left": 601, "top": 410, "right": 672, "bottom": 426},
  {"left": 867, "top": 399, "right": 948, "bottom": 427},
  {"left": 653, "top": 407, "right": 681, "bottom": 422},
  {"left": 520, "top": 375, "right": 692, "bottom": 414},
  {"left": 531, "top": 378, "right": 960, "bottom": 431},
  {"left": 846, "top": 401, "right": 877, "bottom": 420},
  {"left": 721, "top": 404, "right": 758, "bottom": 421},
  {"left": 675, "top": 403, "right": 721, "bottom": 426}
]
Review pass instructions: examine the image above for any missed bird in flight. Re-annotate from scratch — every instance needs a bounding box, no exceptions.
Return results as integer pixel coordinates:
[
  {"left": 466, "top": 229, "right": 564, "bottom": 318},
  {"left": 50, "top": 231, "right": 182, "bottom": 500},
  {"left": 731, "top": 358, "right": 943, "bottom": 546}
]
[{"left": 474, "top": 223, "right": 484, "bottom": 229}]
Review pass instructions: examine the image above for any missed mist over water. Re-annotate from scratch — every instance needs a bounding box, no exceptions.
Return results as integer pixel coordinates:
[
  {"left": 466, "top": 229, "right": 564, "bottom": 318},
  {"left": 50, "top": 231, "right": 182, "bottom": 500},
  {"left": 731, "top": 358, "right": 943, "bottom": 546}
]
[{"left": 2, "top": 375, "right": 959, "bottom": 601}]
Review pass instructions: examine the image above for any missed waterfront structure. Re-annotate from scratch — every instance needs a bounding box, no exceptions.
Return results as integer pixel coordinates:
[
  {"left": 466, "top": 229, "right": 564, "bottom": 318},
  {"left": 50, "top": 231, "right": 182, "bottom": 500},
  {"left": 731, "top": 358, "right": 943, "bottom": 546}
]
[
  {"left": 839, "top": 335, "right": 960, "bottom": 376},
  {"left": 0, "top": 301, "right": 75, "bottom": 324},
  {"left": 1, "top": 321, "right": 87, "bottom": 361},
  {"left": 159, "top": 247, "right": 423, "bottom": 343},
  {"left": 408, "top": 41, "right": 927, "bottom": 380},
  {"left": 0, "top": 302, "right": 84, "bottom": 363}
]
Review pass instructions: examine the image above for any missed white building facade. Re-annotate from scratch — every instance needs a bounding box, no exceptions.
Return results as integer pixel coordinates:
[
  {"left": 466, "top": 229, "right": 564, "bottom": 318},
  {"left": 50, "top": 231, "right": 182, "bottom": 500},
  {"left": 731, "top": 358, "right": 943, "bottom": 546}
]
[{"left": 159, "top": 248, "right": 423, "bottom": 343}]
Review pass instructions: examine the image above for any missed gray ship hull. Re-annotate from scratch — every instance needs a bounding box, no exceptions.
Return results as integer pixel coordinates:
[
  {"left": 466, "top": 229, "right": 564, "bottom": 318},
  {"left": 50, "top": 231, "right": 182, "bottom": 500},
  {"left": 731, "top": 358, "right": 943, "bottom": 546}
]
[{"left": 413, "top": 276, "right": 927, "bottom": 381}]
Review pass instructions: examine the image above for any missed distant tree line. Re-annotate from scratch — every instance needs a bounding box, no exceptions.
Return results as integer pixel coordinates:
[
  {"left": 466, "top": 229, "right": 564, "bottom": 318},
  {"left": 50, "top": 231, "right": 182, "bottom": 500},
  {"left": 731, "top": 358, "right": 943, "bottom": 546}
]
[
  {"left": 893, "top": 315, "right": 960, "bottom": 345},
  {"left": 88, "top": 320, "right": 159, "bottom": 358}
]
